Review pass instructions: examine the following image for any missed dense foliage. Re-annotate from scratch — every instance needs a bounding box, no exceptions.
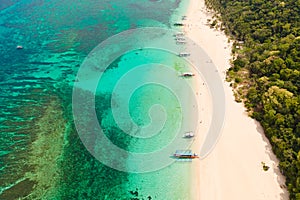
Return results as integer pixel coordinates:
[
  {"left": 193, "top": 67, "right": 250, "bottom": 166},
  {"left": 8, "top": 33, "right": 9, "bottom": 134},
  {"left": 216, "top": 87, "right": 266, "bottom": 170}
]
[{"left": 205, "top": 0, "right": 300, "bottom": 198}]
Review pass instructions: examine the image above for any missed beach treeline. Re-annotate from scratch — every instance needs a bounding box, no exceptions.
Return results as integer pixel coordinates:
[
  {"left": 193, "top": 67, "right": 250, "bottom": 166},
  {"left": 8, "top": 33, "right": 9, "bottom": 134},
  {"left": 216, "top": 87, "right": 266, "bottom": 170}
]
[{"left": 205, "top": 0, "right": 300, "bottom": 199}]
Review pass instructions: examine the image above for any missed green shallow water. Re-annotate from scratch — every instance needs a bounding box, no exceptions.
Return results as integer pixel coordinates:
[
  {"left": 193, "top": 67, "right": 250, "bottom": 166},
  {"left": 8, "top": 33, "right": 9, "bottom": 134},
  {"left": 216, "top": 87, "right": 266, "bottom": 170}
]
[{"left": 0, "top": 0, "right": 194, "bottom": 199}]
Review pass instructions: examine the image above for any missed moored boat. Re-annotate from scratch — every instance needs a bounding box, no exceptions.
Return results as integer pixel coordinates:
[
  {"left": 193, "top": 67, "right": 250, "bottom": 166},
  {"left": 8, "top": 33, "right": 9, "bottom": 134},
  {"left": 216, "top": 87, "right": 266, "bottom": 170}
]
[
  {"left": 173, "top": 150, "right": 199, "bottom": 159},
  {"left": 183, "top": 131, "right": 195, "bottom": 138},
  {"left": 173, "top": 32, "right": 185, "bottom": 37},
  {"left": 173, "top": 22, "right": 185, "bottom": 26},
  {"left": 180, "top": 72, "right": 195, "bottom": 77},
  {"left": 178, "top": 52, "right": 190, "bottom": 57},
  {"left": 176, "top": 41, "right": 186, "bottom": 45},
  {"left": 175, "top": 37, "right": 186, "bottom": 41}
]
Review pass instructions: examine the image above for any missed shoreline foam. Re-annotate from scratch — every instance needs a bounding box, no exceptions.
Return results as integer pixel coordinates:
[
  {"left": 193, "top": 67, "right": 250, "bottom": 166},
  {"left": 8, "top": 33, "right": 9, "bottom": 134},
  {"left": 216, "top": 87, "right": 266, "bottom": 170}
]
[{"left": 181, "top": 0, "right": 289, "bottom": 199}]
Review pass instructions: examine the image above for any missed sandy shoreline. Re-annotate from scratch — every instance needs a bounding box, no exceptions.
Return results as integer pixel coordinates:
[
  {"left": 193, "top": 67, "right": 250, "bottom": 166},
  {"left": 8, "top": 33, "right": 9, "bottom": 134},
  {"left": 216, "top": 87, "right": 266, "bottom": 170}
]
[{"left": 181, "top": 0, "right": 289, "bottom": 199}]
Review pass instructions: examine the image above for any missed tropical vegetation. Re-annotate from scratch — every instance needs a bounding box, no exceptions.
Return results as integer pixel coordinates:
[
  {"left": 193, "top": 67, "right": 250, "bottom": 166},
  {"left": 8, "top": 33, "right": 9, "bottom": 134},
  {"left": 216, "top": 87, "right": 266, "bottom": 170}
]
[{"left": 205, "top": 0, "right": 300, "bottom": 198}]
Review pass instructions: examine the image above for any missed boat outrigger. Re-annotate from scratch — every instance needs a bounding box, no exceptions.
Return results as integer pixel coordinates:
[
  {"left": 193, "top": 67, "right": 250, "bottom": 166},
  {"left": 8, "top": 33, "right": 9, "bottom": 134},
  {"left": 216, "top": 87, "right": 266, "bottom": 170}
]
[{"left": 173, "top": 150, "right": 199, "bottom": 159}]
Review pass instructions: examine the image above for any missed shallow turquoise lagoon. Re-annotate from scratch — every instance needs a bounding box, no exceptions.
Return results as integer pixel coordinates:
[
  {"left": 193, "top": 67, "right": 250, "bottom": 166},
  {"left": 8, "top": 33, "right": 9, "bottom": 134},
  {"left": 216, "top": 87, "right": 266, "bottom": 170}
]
[{"left": 0, "top": 0, "right": 193, "bottom": 199}]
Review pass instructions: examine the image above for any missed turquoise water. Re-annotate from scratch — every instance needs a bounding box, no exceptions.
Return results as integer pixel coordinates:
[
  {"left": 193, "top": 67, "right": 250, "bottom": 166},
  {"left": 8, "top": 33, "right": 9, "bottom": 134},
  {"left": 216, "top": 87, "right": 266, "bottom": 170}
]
[
  {"left": 96, "top": 49, "right": 185, "bottom": 154},
  {"left": 0, "top": 0, "right": 193, "bottom": 199}
]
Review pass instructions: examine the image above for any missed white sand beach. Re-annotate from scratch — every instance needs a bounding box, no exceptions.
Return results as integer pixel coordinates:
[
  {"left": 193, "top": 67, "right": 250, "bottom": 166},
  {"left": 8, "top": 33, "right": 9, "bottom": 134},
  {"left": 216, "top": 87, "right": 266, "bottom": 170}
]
[{"left": 182, "top": 0, "right": 289, "bottom": 199}]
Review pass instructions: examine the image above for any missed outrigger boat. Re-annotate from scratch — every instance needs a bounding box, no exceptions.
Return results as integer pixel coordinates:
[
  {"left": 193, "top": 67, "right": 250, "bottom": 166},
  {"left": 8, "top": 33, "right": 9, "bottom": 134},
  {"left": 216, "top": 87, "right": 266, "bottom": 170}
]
[
  {"left": 173, "top": 22, "right": 185, "bottom": 26},
  {"left": 180, "top": 72, "right": 195, "bottom": 77},
  {"left": 178, "top": 52, "right": 190, "bottom": 57},
  {"left": 183, "top": 131, "right": 195, "bottom": 138},
  {"left": 176, "top": 41, "right": 186, "bottom": 45},
  {"left": 173, "top": 32, "right": 185, "bottom": 37},
  {"left": 173, "top": 150, "right": 199, "bottom": 159},
  {"left": 175, "top": 37, "right": 186, "bottom": 41}
]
